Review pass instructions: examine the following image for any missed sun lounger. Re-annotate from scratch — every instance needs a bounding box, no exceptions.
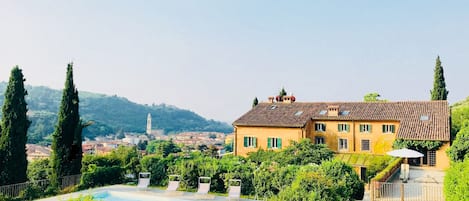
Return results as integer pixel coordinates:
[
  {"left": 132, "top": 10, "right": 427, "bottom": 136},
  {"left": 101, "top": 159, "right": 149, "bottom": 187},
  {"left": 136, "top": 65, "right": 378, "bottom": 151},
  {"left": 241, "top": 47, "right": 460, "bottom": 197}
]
[
  {"left": 167, "top": 175, "right": 181, "bottom": 191},
  {"left": 228, "top": 179, "right": 241, "bottom": 201},
  {"left": 197, "top": 177, "right": 211, "bottom": 195},
  {"left": 137, "top": 172, "right": 151, "bottom": 190}
]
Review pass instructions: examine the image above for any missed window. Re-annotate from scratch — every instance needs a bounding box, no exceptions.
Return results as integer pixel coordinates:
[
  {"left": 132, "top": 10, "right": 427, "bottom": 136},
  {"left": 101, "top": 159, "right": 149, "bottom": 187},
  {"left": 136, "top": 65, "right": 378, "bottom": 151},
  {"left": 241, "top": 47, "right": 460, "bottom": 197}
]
[
  {"left": 338, "top": 123, "right": 350, "bottom": 132},
  {"left": 382, "top": 124, "right": 395, "bottom": 133},
  {"left": 315, "top": 123, "right": 326, "bottom": 132},
  {"left": 267, "top": 137, "right": 282, "bottom": 149},
  {"left": 428, "top": 151, "right": 436, "bottom": 166},
  {"left": 295, "top": 111, "right": 303, "bottom": 116},
  {"left": 359, "top": 124, "right": 371, "bottom": 133},
  {"left": 315, "top": 136, "right": 325, "bottom": 144},
  {"left": 243, "top": 136, "right": 257, "bottom": 148},
  {"left": 361, "top": 139, "right": 370, "bottom": 151},
  {"left": 338, "top": 139, "right": 348, "bottom": 150},
  {"left": 420, "top": 115, "right": 429, "bottom": 121},
  {"left": 319, "top": 110, "right": 327, "bottom": 115},
  {"left": 340, "top": 110, "right": 350, "bottom": 116}
]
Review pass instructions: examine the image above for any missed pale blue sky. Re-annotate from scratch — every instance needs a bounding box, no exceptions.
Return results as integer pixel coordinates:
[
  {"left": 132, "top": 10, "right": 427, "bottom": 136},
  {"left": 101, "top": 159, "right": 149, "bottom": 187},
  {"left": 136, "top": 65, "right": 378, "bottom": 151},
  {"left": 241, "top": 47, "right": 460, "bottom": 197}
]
[{"left": 1, "top": 1, "right": 468, "bottom": 123}]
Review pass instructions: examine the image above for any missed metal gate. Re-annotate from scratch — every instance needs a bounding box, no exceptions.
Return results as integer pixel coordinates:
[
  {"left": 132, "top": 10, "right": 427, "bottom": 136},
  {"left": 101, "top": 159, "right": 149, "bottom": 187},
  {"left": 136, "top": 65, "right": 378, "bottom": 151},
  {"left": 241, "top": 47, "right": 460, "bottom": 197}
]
[{"left": 371, "top": 181, "right": 444, "bottom": 201}]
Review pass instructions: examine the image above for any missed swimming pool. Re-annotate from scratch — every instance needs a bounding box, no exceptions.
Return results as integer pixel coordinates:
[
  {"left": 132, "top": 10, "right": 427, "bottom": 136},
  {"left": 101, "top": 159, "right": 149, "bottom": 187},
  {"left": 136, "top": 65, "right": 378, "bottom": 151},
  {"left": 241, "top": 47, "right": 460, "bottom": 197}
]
[{"left": 93, "top": 191, "right": 188, "bottom": 201}]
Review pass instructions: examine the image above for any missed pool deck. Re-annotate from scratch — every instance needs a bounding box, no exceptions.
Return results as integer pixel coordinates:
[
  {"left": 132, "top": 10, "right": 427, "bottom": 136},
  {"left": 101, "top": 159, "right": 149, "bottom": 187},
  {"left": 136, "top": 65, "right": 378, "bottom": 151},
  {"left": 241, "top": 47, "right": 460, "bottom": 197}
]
[{"left": 36, "top": 185, "right": 256, "bottom": 201}]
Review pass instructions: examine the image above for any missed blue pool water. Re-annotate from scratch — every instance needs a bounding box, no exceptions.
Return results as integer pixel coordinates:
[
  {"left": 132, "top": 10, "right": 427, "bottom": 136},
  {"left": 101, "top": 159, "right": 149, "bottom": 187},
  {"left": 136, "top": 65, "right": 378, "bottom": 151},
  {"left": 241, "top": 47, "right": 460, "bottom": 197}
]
[{"left": 92, "top": 191, "right": 187, "bottom": 201}]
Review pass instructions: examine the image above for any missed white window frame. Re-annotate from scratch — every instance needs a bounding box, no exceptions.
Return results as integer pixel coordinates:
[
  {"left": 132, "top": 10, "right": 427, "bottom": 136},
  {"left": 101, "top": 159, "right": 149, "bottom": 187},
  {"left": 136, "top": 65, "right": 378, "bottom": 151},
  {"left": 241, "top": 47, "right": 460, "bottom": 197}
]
[
  {"left": 338, "top": 138, "right": 348, "bottom": 151},
  {"left": 360, "top": 124, "right": 371, "bottom": 133},
  {"left": 315, "top": 123, "right": 326, "bottom": 132},
  {"left": 244, "top": 136, "right": 256, "bottom": 148},
  {"left": 338, "top": 123, "right": 349, "bottom": 133},
  {"left": 268, "top": 137, "right": 281, "bottom": 149},
  {"left": 382, "top": 124, "right": 395, "bottom": 134},
  {"left": 315, "top": 136, "right": 325, "bottom": 144}
]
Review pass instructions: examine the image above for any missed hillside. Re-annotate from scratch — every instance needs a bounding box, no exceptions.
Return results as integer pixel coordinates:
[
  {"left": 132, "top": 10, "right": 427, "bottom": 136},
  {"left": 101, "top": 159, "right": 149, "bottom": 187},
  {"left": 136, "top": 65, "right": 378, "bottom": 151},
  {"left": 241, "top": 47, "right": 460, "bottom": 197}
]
[{"left": 0, "top": 82, "right": 233, "bottom": 144}]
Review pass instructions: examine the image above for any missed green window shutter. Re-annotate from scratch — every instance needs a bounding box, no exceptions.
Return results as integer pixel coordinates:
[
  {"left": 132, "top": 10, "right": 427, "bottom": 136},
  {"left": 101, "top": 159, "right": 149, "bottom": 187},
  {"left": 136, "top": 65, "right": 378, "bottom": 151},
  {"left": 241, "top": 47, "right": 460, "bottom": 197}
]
[
  {"left": 267, "top": 137, "right": 271, "bottom": 148},
  {"left": 346, "top": 124, "right": 350, "bottom": 132},
  {"left": 278, "top": 138, "right": 282, "bottom": 148},
  {"left": 324, "top": 124, "right": 326, "bottom": 131},
  {"left": 359, "top": 125, "right": 363, "bottom": 132},
  {"left": 253, "top": 137, "right": 257, "bottom": 148},
  {"left": 338, "top": 124, "right": 341, "bottom": 132},
  {"left": 244, "top": 137, "right": 247, "bottom": 147},
  {"left": 391, "top": 125, "right": 395, "bottom": 133},
  {"left": 382, "top": 125, "right": 385, "bottom": 133},
  {"left": 369, "top": 125, "right": 372, "bottom": 132}
]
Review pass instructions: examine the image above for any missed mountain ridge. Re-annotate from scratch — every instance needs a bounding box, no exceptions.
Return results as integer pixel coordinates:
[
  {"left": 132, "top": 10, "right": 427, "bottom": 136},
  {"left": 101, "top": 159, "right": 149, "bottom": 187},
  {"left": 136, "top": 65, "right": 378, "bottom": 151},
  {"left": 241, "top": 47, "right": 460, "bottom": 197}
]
[{"left": 0, "top": 82, "right": 233, "bottom": 145}]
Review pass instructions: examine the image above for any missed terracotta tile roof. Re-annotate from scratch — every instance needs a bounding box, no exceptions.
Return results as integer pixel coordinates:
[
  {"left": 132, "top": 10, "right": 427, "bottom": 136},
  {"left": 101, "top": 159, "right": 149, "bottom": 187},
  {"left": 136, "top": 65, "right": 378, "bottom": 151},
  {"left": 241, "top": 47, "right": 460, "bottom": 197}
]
[{"left": 233, "top": 101, "right": 450, "bottom": 141}]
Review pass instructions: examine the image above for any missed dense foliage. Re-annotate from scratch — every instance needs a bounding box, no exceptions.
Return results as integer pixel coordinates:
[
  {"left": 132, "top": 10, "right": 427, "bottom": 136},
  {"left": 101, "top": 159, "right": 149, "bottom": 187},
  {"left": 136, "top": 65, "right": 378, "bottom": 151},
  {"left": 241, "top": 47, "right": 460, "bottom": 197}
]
[
  {"left": 0, "top": 67, "right": 30, "bottom": 185},
  {"left": 444, "top": 158, "right": 469, "bottom": 201},
  {"left": 392, "top": 138, "right": 443, "bottom": 152},
  {"left": 146, "top": 139, "right": 181, "bottom": 157},
  {"left": 50, "top": 64, "right": 82, "bottom": 188},
  {"left": 271, "top": 160, "right": 364, "bottom": 201},
  {"left": 447, "top": 121, "right": 469, "bottom": 162},
  {"left": 0, "top": 82, "right": 232, "bottom": 145},
  {"left": 430, "top": 56, "right": 449, "bottom": 100}
]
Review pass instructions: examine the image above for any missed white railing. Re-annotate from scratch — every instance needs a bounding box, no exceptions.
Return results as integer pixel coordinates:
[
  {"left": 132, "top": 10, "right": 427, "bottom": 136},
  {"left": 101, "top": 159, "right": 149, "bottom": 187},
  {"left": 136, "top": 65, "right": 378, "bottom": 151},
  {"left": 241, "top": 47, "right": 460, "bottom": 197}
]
[{"left": 371, "top": 181, "right": 444, "bottom": 201}]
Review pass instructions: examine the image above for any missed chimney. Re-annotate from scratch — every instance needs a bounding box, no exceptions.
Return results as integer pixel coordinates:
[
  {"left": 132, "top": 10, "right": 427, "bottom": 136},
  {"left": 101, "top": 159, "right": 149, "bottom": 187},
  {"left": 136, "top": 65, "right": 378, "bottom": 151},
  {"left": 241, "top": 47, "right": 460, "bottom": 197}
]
[
  {"left": 282, "top": 95, "right": 296, "bottom": 103},
  {"left": 267, "top": 96, "right": 275, "bottom": 103},
  {"left": 327, "top": 105, "right": 339, "bottom": 117}
]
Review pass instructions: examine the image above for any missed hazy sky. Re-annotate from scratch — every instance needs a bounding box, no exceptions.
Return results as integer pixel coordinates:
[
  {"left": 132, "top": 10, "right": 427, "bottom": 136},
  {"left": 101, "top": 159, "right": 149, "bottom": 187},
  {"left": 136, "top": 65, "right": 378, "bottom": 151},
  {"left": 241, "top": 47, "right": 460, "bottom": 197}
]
[{"left": 1, "top": 1, "right": 468, "bottom": 123}]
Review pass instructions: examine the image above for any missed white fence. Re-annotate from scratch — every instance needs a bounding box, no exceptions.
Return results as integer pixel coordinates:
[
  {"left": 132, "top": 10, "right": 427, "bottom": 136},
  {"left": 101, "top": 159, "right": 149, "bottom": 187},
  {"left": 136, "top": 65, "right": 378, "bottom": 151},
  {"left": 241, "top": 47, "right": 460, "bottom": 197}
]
[{"left": 371, "top": 181, "right": 444, "bottom": 201}]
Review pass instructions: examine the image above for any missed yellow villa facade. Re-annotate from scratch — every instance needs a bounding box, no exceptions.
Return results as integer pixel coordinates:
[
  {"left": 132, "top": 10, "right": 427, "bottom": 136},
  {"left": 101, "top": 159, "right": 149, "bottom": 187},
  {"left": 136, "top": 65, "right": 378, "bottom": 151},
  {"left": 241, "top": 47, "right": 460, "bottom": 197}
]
[{"left": 233, "top": 96, "right": 451, "bottom": 170}]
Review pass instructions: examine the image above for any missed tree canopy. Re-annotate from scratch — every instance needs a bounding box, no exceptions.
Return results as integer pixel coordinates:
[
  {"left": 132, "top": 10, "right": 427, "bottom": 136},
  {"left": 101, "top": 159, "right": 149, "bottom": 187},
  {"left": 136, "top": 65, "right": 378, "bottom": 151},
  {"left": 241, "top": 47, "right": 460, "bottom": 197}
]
[
  {"left": 363, "top": 92, "right": 387, "bottom": 102},
  {"left": 0, "top": 66, "right": 30, "bottom": 185},
  {"left": 430, "top": 56, "right": 449, "bottom": 100},
  {"left": 50, "top": 63, "right": 82, "bottom": 188}
]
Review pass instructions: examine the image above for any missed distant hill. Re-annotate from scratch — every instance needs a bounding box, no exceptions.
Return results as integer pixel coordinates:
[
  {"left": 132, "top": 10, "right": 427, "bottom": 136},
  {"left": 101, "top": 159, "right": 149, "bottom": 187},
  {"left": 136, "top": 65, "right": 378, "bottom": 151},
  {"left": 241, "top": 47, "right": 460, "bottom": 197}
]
[{"left": 0, "top": 82, "right": 233, "bottom": 144}]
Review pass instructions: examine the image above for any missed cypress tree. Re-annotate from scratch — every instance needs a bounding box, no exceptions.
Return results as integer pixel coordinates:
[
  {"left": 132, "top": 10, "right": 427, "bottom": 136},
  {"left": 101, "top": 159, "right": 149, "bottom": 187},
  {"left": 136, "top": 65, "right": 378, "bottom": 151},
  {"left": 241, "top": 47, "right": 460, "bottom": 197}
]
[
  {"left": 0, "top": 66, "right": 30, "bottom": 185},
  {"left": 430, "top": 56, "right": 449, "bottom": 100},
  {"left": 50, "top": 63, "right": 82, "bottom": 188},
  {"left": 252, "top": 97, "right": 259, "bottom": 108}
]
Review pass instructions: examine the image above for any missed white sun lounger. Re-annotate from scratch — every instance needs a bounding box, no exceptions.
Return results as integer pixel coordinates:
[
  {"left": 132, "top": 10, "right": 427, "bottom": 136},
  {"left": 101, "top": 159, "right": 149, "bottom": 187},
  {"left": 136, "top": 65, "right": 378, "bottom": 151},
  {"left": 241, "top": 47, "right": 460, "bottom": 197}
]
[
  {"left": 228, "top": 179, "right": 241, "bottom": 201},
  {"left": 197, "top": 177, "right": 211, "bottom": 195},
  {"left": 137, "top": 172, "right": 151, "bottom": 190},
  {"left": 167, "top": 175, "right": 181, "bottom": 191}
]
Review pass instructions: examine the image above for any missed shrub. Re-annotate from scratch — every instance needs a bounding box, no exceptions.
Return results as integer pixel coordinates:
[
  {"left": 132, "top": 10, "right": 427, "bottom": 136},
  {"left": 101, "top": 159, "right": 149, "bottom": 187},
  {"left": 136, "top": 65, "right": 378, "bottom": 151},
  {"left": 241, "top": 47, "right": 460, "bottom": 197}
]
[
  {"left": 444, "top": 158, "right": 469, "bottom": 201},
  {"left": 372, "top": 157, "right": 402, "bottom": 182},
  {"left": 447, "top": 123, "right": 469, "bottom": 162},
  {"left": 79, "top": 166, "right": 123, "bottom": 189},
  {"left": 366, "top": 155, "right": 392, "bottom": 181},
  {"left": 140, "top": 155, "right": 172, "bottom": 186}
]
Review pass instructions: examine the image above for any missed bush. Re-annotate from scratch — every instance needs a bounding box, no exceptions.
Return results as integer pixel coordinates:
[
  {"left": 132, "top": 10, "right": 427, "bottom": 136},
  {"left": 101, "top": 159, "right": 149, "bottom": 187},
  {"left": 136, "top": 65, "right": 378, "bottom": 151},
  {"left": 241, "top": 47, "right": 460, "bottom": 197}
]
[
  {"left": 140, "top": 155, "right": 172, "bottom": 186},
  {"left": 447, "top": 122, "right": 469, "bottom": 162},
  {"left": 18, "top": 185, "right": 43, "bottom": 201},
  {"left": 444, "top": 158, "right": 469, "bottom": 201},
  {"left": 79, "top": 166, "right": 123, "bottom": 189},
  {"left": 372, "top": 157, "right": 402, "bottom": 182},
  {"left": 366, "top": 155, "right": 392, "bottom": 181}
]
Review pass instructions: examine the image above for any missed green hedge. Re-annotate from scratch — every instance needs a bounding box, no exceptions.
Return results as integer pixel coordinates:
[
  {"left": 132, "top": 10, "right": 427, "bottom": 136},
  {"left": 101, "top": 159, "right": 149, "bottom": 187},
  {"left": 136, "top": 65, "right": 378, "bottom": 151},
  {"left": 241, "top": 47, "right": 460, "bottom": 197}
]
[
  {"left": 372, "top": 157, "right": 402, "bottom": 182},
  {"left": 79, "top": 166, "right": 124, "bottom": 189}
]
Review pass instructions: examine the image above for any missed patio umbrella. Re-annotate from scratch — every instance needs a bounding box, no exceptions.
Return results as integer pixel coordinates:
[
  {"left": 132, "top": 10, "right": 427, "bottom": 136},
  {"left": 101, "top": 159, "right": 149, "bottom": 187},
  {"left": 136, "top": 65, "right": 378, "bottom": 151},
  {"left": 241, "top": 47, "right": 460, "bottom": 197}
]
[{"left": 386, "top": 148, "right": 423, "bottom": 158}]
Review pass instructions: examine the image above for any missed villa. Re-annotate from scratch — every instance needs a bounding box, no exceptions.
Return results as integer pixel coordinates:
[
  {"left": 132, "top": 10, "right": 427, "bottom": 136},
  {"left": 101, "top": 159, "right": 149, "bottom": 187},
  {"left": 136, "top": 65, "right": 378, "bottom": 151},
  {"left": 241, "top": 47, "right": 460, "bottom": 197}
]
[{"left": 232, "top": 96, "right": 451, "bottom": 170}]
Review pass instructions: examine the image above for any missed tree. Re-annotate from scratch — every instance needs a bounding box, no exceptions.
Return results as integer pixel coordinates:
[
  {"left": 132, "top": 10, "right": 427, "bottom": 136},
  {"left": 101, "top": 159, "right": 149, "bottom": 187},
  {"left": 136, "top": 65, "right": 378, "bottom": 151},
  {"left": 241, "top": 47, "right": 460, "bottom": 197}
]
[
  {"left": 0, "top": 66, "right": 31, "bottom": 185},
  {"left": 50, "top": 63, "right": 82, "bottom": 188},
  {"left": 430, "top": 56, "right": 449, "bottom": 100},
  {"left": 447, "top": 121, "right": 469, "bottom": 162},
  {"left": 276, "top": 88, "right": 287, "bottom": 102},
  {"left": 252, "top": 97, "right": 259, "bottom": 108},
  {"left": 363, "top": 92, "right": 387, "bottom": 102}
]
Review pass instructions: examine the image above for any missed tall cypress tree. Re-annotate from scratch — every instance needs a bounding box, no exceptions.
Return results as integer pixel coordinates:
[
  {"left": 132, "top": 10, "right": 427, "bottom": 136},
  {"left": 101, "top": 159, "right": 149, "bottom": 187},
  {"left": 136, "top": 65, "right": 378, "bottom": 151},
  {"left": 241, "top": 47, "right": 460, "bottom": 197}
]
[
  {"left": 50, "top": 63, "right": 82, "bottom": 188},
  {"left": 252, "top": 97, "right": 259, "bottom": 108},
  {"left": 430, "top": 56, "right": 449, "bottom": 100},
  {"left": 0, "top": 66, "right": 30, "bottom": 185}
]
